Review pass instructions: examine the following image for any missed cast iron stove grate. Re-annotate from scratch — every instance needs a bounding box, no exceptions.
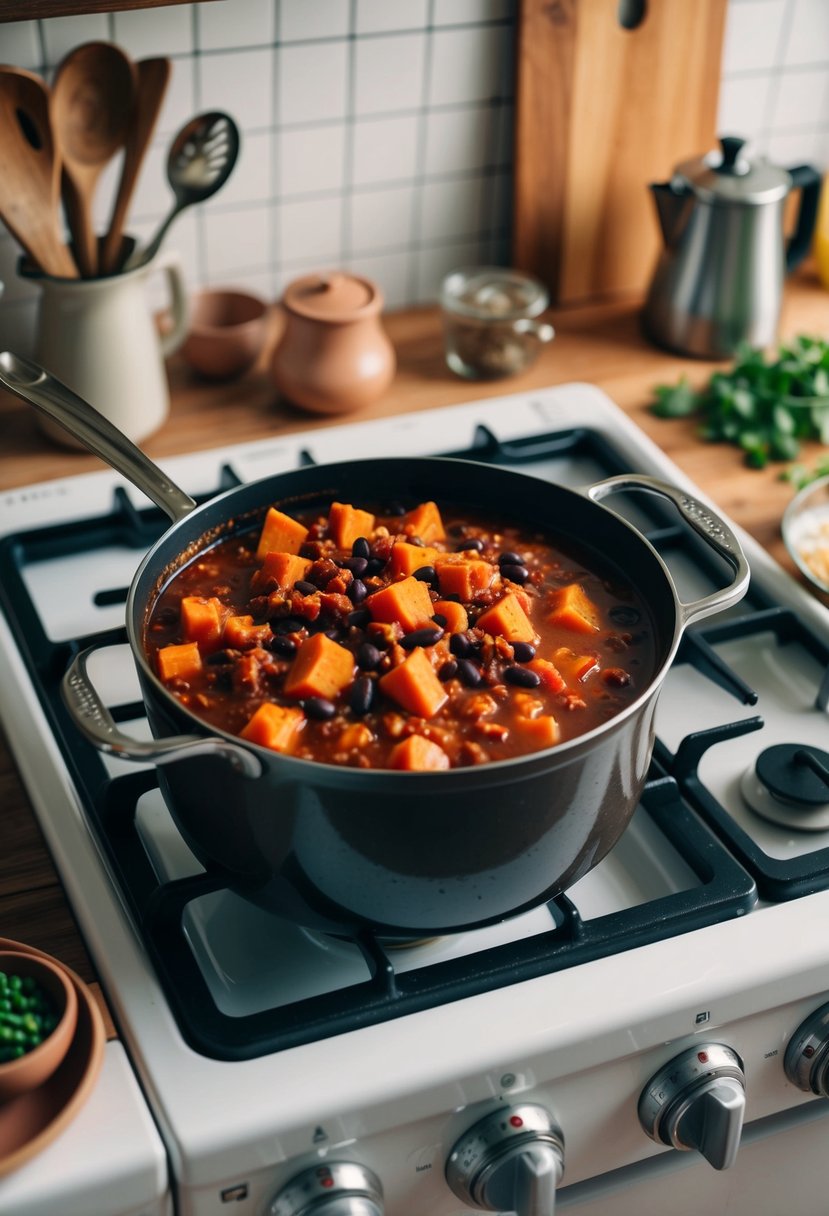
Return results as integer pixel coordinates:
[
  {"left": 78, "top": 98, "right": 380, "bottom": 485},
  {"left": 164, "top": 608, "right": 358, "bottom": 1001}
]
[{"left": 0, "top": 425, "right": 775, "bottom": 1059}]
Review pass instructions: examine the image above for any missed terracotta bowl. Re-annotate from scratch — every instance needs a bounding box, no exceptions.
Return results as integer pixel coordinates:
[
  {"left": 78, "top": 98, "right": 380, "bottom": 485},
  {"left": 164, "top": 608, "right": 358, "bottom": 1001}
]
[
  {"left": 179, "top": 288, "right": 269, "bottom": 380},
  {"left": 0, "top": 951, "right": 78, "bottom": 1103}
]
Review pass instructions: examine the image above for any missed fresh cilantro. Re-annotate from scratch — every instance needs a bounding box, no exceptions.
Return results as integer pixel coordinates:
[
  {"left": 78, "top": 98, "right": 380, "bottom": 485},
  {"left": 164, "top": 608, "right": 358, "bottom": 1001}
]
[{"left": 651, "top": 336, "right": 829, "bottom": 469}]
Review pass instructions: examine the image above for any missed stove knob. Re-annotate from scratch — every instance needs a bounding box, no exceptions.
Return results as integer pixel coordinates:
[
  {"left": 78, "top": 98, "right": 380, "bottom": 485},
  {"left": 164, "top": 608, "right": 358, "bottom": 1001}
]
[
  {"left": 785, "top": 1001, "right": 829, "bottom": 1095},
  {"left": 446, "top": 1103, "right": 565, "bottom": 1216},
  {"left": 638, "top": 1043, "right": 745, "bottom": 1171},
  {"left": 267, "top": 1162, "right": 383, "bottom": 1216}
]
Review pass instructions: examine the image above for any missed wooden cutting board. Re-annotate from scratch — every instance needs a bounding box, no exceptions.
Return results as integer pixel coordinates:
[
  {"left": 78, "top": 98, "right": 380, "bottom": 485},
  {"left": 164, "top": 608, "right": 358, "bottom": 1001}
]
[{"left": 513, "top": 0, "right": 728, "bottom": 305}]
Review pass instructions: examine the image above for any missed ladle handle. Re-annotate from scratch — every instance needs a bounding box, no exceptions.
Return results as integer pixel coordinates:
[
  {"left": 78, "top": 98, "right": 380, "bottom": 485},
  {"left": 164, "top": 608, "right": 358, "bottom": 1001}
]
[{"left": 0, "top": 351, "right": 196, "bottom": 523}]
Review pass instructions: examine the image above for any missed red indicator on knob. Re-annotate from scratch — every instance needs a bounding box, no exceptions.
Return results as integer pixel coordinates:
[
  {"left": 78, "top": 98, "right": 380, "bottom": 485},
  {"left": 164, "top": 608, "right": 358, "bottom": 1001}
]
[
  {"left": 804, "top": 1045, "right": 816, "bottom": 1058},
  {"left": 697, "top": 1051, "right": 709, "bottom": 1064},
  {"left": 509, "top": 1115, "right": 524, "bottom": 1128},
  {"left": 321, "top": 1178, "right": 334, "bottom": 1189}
]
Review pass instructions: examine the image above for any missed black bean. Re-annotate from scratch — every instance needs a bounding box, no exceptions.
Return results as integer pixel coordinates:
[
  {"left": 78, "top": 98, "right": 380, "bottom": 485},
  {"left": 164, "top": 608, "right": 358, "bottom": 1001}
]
[
  {"left": 344, "top": 555, "right": 368, "bottom": 577},
  {"left": 610, "top": 605, "right": 641, "bottom": 626},
  {"left": 267, "top": 636, "right": 297, "bottom": 657},
  {"left": 349, "top": 578, "right": 368, "bottom": 604},
  {"left": 357, "top": 641, "right": 382, "bottom": 671},
  {"left": 498, "top": 550, "right": 524, "bottom": 566},
  {"left": 325, "top": 628, "right": 343, "bottom": 641},
  {"left": 413, "top": 564, "right": 437, "bottom": 584},
  {"left": 512, "top": 641, "right": 536, "bottom": 662},
  {"left": 401, "top": 626, "right": 444, "bottom": 650},
  {"left": 458, "top": 536, "right": 484, "bottom": 553},
  {"left": 431, "top": 613, "right": 448, "bottom": 628},
  {"left": 303, "top": 697, "right": 337, "bottom": 720},
  {"left": 365, "top": 558, "right": 386, "bottom": 577},
  {"left": 294, "top": 580, "right": 318, "bottom": 597},
  {"left": 352, "top": 536, "right": 371, "bottom": 559},
  {"left": 386, "top": 502, "right": 406, "bottom": 516},
  {"left": 273, "top": 616, "right": 304, "bottom": 635},
  {"left": 504, "top": 665, "right": 541, "bottom": 688},
  {"left": 350, "top": 675, "right": 374, "bottom": 716},
  {"left": 205, "top": 649, "right": 236, "bottom": 666},
  {"left": 438, "top": 659, "right": 458, "bottom": 681},
  {"left": 501, "top": 563, "right": 529, "bottom": 584},
  {"left": 457, "top": 658, "right": 482, "bottom": 687},
  {"left": 347, "top": 608, "right": 371, "bottom": 628}
]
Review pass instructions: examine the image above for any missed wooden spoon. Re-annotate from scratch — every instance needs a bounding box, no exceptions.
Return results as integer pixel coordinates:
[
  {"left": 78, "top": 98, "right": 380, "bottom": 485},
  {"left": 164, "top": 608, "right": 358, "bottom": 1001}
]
[
  {"left": 51, "top": 42, "right": 136, "bottom": 277},
  {"left": 99, "top": 56, "right": 170, "bottom": 276},
  {"left": 0, "top": 66, "right": 78, "bottom": 278}
]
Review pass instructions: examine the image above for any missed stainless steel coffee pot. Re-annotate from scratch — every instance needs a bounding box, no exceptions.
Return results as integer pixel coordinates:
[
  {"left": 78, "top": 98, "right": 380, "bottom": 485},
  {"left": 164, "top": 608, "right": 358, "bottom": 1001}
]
[{"left": 643, "top": 136, "right": 821, "bottom": 358}]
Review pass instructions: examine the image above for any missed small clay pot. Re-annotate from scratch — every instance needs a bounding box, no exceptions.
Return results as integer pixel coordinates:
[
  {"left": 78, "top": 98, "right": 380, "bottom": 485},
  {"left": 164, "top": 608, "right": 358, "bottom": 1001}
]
[
  {"left": 0, "top": 951, "right": 77, "bottom": 1103},
  {"left": 180, "top": 288, "right": 269, "bottom": 381},
  {"left": 271, "top": 271, "right": 396, "bottom": 414}
]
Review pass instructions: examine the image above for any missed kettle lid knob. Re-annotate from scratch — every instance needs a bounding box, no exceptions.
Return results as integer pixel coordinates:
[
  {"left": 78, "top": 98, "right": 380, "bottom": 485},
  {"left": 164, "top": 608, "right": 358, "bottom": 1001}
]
[{"left": 718, "top": 136, "right": 747, "bottom": 173}]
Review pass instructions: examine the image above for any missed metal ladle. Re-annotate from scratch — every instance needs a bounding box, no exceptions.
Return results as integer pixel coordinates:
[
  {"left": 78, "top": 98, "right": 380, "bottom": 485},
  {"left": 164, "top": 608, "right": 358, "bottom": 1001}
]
[{"left": 124, "top": 111, "right": 239, "bottom": 271}]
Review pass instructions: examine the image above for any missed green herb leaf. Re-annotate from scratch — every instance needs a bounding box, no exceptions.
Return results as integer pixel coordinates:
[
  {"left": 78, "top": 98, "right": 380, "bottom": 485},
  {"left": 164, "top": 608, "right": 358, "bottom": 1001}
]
[{"left": 650, "top": 335, "right": 829, "bottom": 467}]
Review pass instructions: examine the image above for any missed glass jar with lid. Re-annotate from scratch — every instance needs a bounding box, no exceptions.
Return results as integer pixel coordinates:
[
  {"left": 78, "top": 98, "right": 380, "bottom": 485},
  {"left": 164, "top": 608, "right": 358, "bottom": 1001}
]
[{"left": 440, "top": 266, "right": 555, "bottom": 380}]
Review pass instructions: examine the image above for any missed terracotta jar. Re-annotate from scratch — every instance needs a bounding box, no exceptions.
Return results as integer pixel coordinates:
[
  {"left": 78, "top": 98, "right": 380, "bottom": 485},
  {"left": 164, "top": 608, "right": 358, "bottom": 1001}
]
[{"left": 271, "top": 271, "right": 396, "bottom": 414}]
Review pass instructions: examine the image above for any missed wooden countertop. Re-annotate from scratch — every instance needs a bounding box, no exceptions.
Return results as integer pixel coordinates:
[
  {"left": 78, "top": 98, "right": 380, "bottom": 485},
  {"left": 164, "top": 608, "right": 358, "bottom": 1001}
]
[{"left": 2, "top": 265, "right": 829, "bottom": 994}]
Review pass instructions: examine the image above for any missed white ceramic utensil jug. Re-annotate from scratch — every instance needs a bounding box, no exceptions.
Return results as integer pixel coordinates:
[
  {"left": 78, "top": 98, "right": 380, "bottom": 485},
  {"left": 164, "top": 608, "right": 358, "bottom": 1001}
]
[{"left": 22, "top": 247, "right": 188, "bottom": 446}]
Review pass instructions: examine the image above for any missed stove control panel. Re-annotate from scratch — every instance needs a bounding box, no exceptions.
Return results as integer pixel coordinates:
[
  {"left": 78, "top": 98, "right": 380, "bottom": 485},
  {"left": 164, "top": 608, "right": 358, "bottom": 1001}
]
[
  {"left": 267, "top": 1161, "right": 383, "bottom": 1216},
  {"left": 638, "top": 1042, "right": 746, "bottom": 1170},
  {"left": 785, "top": 1001, "right": 829, "bottom": 1095},
  {"left": 445, "top": 1102, "right": 565, "bottom": 1216}
]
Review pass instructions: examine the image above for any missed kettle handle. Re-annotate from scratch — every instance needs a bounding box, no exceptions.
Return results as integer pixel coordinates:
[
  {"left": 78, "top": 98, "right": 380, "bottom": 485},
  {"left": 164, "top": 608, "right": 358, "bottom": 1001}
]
[{"left": 786, "top": 165, "right": 822, "bottom": 272}]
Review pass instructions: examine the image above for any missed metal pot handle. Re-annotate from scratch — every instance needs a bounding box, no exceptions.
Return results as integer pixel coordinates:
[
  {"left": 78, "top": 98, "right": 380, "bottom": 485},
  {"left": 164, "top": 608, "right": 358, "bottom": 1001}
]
[
  {"left": 586, "top": 473, "right": 750, "bottom": 628},
  {"left": 62, "top": 647, "right": 263, "bottom": 778}
]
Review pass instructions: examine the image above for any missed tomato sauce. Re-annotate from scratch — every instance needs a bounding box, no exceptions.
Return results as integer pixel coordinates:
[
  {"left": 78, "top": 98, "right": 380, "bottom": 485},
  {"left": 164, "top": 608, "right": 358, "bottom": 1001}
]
[{"left": 144, "top": 498, "right": 657, "bottom": 770}]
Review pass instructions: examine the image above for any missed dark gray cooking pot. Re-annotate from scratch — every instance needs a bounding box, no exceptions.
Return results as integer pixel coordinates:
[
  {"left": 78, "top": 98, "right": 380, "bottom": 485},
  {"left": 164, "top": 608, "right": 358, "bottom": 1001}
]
[{"left": 0, "top": 352, "right": 750, "bottom": 940}]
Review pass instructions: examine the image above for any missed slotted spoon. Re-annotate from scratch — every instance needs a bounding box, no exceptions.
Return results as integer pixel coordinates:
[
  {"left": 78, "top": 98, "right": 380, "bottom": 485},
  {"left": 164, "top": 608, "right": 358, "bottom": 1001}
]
[{"left": 124, "top": 110, "right": 239, "bottom": 271}]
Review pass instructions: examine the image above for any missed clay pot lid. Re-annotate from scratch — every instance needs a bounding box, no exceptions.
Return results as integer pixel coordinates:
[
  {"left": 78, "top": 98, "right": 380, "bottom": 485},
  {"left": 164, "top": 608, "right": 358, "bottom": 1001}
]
[{"left": 282, "top": 272, "right": 382, "bottom": 323}]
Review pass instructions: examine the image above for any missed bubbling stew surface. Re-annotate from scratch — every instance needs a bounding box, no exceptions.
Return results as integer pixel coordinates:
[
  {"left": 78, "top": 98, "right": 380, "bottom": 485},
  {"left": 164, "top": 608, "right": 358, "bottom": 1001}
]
[{"left": 145, "top": 497, "right": 657, "bottom": 770}]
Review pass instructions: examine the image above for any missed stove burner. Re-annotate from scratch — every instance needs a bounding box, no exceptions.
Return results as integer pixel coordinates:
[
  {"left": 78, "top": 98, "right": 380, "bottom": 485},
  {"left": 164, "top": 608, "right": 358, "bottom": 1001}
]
[{"left": 741, "top": 744, "right": 829, "bottom": 831}]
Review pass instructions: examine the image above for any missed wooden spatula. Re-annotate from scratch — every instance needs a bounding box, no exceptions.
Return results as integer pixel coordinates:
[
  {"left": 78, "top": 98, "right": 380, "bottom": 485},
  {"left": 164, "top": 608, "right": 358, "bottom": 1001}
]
[
  {"left": 99, "top": 56, "right": 171, "bottom": 276},
  {"left": 0, "top": 66, "right": 78, "bottom": 278}
]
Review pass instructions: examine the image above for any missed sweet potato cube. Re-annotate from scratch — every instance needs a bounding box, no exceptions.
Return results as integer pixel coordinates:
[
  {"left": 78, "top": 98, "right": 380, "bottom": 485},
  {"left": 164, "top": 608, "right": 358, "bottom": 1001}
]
[
  {"left": 180, "top": 596, "right": 225, "bottom": 649},
  {"left": 514, "top": 715, "right": 561, "bottom": 749},
  {"left": 389, "top": 734, "right": 450, "bottom": 771},
  {"left": 156, "top": 641, "right": 202, "bottom": 682},
  {"left": 240, "top": 703, "right": 305, "bottom": 753},
  {"left": 553, "top": 646, "right": 600, "bottom": 683},
  {"left": 367, "top": 575, "right": 435, "bottom": 632},
  {"left": 476, "top": 592, "right": 537, "bottom": 643},
  {"left": 328, "top": 502, "right": 375, "bottom": 550},
  {"left": 223, "top": 614, "right": 273, "bottom": 649},
  {"left": 256, "top": 507, "right": 308, "bottom": 559},
  {"left": 389, "top": 541, "right": 438, "bottom": 578},
  {"left": 526, "top": 657, "right": 566, "bottom": 694},
  {"left": 379, "top": 647, "right": 448, "bottom": 718},
  {"left": 547, "top": 583, "right": 601, "bottom": 634},
  {"left": 433, "top": 599, "right": 469, "bottom": 634},
  {"left": 403, "top": 500, "right": 445, "bottom": 543},
  {"left": 434, "top": 556, "right": 494, "bottom": 600},
  {"left": 259, "top": 551, "right": 313, "bottom": 589},
  {"left": 283, "top": 632, "right": 355, "bottom": 700}
]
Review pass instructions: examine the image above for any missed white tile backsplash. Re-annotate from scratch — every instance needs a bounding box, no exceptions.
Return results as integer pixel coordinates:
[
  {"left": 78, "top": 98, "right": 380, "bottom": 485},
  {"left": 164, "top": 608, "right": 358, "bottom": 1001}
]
[
  {"left": 197, "top": 0, "right": 276, "bottom": 52},
  {"left": 113, "top": 5, "right": 195, "bottom": 58},
  {"left": 1, "top": 0, "right": 828, "bottom": 347},
  {"left": 353, "top": 33, "right": 427, "bottom": 116},
  {"left": 352, "top": 114, "right": 420, "bottom": 186},
  {"left": 277, "top": 40, "right": 348, "bottom": 124},
  {"left": 720, "top": 0, "right": 787, "bottom": 74}
]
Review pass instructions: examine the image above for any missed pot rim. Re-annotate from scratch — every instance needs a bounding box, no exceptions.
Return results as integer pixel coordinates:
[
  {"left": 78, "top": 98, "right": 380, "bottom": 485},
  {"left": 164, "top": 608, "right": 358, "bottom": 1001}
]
[{"left": 124, "top": 456, "right": 693, "bottom": 782}]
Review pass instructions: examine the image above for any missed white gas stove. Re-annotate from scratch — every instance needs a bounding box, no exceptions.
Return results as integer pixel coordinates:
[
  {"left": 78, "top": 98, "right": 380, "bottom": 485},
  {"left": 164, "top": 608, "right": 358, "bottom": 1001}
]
[{"left": 3, "top": 383, "right": 829, "bottom": 1216}]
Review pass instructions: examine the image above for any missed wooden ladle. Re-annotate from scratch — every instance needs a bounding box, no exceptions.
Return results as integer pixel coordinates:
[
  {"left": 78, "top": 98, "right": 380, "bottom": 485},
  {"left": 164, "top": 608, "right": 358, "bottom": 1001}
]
[
  {"left": 0, "top": 66, "right": 78, "bottom": 278},
  {"left": 99, "top": 56, "right": 171, "bottom": 276},
  {"left": 51, "top": 41, "right": 136, "bottom": 277}
]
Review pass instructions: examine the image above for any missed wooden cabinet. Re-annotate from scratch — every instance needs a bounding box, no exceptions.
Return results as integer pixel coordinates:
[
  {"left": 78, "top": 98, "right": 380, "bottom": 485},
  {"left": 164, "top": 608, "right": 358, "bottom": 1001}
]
[{"left": 0, "top": 0, "right": 207, "bottom": 20}]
